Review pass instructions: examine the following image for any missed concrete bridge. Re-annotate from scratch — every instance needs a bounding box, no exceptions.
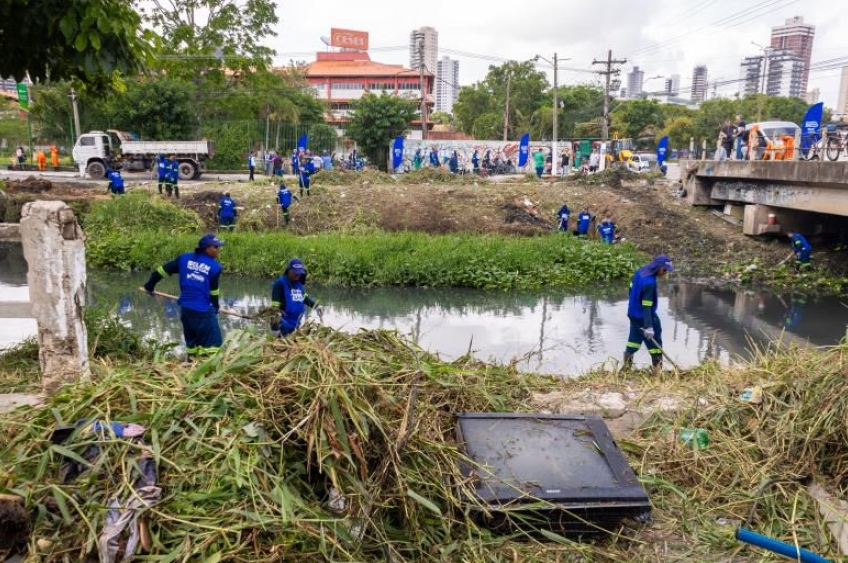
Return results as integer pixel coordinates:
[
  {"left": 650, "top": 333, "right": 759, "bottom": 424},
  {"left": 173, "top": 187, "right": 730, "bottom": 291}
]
[{"left": 685, "top": 161, "right": 848, "bottom": 236}]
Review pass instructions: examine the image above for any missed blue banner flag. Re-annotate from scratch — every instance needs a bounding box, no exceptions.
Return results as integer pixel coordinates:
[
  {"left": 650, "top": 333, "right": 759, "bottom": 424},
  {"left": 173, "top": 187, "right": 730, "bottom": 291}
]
[
  {"left": 518, "top": 133, "right": 530, "bottom": 168},
  {"left": 391, "top": 136, "right": 404, "bottom": 170},
  {"left": 297, "top": 133, "right": 308, "bottom": 152},
  {"left": 657, "top": 136, "right": 669, "bottom": 166},
  {"left": 801, "top": 102, "right": 824, "bottom": 151}
]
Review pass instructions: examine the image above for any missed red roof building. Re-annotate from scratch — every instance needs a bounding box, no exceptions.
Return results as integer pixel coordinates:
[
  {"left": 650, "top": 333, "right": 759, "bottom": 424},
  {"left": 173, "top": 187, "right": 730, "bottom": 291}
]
[{"left": 302, "top": 51, "right": 434, "bottom": 130}]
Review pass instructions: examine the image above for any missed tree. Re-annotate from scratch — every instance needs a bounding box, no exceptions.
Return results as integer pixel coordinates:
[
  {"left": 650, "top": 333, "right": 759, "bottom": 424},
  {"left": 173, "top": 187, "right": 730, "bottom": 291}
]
[
  {"left": 660, "top": 116, "right": 695, "bottom": 149},
  {"left": 611, "top": 99, "right": 664, "bottom": 148},
  {"left": 429, "top": 111, "right": 456, "bottom": 127},
  {"left": 30, "top": 82, "right": 110, "bottom": 143},
  {"left": 453, "top": 84, "right": 496, "bottom": 135},
  {"left": 346, "top": 93, "right": 418, "bottom": 171},
  {"left": 108, "top": 78, "right": 195, "bottom": 139},
  {"left": 0, "top": 0, "right": 151, "bottom": 91},
  {"left": 142, "top": 0, "right": 278, "bottom": 76}
]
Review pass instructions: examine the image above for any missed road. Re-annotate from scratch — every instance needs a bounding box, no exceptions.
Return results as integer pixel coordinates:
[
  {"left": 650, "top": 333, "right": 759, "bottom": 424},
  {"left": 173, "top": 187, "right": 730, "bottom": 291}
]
[{"left": 0, "top": 168, "right": 255, "bottom": 186}]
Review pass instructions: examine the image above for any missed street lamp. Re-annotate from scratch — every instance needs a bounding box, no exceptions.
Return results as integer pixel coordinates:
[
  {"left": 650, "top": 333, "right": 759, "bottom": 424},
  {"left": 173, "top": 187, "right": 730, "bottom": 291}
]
[{"left": 533, "top": 54, "right": 572, "bottom": 175}]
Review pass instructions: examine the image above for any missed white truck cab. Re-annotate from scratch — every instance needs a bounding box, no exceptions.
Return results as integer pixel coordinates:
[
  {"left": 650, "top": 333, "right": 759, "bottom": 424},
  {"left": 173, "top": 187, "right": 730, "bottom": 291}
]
[{"left": 72, "top": 131, "right": 114, "bottom": 178}]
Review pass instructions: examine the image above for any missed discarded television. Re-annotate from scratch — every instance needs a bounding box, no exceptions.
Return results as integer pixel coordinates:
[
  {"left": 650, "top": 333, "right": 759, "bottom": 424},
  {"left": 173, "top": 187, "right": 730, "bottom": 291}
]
[{"left": 455, "top": 413, "right": 651, "bottom": 536}]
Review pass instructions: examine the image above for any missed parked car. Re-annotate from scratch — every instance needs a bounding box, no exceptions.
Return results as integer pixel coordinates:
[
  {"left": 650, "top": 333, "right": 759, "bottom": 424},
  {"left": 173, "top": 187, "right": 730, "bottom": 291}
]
[{"left": 627, "top": 153, "right": 657, "bottom": 173}]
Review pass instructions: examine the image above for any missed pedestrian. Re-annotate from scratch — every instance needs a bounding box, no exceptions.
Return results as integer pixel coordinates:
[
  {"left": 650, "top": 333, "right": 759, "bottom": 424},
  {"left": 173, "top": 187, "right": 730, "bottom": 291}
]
[
  {"left": 533, "top": 148, "right": 545, "bottom": 178},
  {"left": 734, "top": 115, "right": 747, "bottom": 160},
  {"left": 218, "top": 191, "right": 237, "bottom": 231},
  {"left": 449, "top": 151, "right": 459, "bottom": 174},
  {"left": 589, "top": 150, "right": 600, "bottom": 173},
  {"left": 265, "top": 150, "right": 274, "bottom": 176},
  {"left": 247, "top": 151, "right": 256, "bottom": 182},
  {"left": 556, "top": 204, "right": 571, "bottom": 232},
  {"left": 15, "top": 146, "right": 25, "bottom": 169},
  {"left": 273, "top": 151, "right": 283, "bottom": 177},
  {"left": 472, "top": 149, "right": 480, "bottom": 174},
  {"left": 597, "top": 217, "right": 616, "bottom": 244},
  {"left": 322, "top": 150, "right": 332, "bottom": 172},
  {"left": 788, "top": 230, "right": 812, "bottom": 270},
  {"left": 721, "top": 119, "right": 735, "bottom": 158},
  {"left": 484, "top": 149, "right": 492, "bottom": 170},
  {"left": 300, "top": 155, "right": 315, "bottom": 197},
  {"left": 50, "top": 144, "right": 59, "bottom": 169},
  {"left": 143, "top": 234, "right": 225, "bottom": 357},
  {"left": 623, "top": 254, "right": 674, "bottom": 373},
  {"left": 106, "top": 166, "right": 125, "bottom": 195},
  {"left": 716, "top": 135, "right": 728, "bottom": 161},
  {"left": 575, "top": 207, "right": 593, "bottom": 237},
  {"left": 35, "top": 149, "right": 46, "bottom": 171},
  {"left": 270, "top": 258, "right": 323, "bottom": 337},
  {"left": 413, "top": 149, "right": 423, "bottom": 170},
  {"left": 166, "top": 155, "right": 180, "bottom": 198},
  {"left": 561, "top": 148, "right": 570, "bottom": 177},
  {"left": 156, "top": 154, "right": 168, "bottom": 194},
  {"left": 312, "top": 152, "right": 323, "bottom": 172},
  {"left": 429, "top": 147, "right": 440, "bottom": 167},
  {"left": 545, "top": 149, "right": 553, "bottom": 175},
  {"left": 277, "top": 182, "right": 300, "bottom": 226},
  {"left": 291, "top": 149, "right": 300, "bottom": 177}
]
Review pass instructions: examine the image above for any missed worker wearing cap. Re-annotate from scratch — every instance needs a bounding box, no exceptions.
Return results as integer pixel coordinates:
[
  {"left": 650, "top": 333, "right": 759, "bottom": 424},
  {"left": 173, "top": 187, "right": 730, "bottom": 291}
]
[
  {"left": 300, "top": 156, "right": 315, "bottom": 197},
  {"left": 597, "top": 218, "right": 616, "bottom": 244},
  {"left": 218, "top": 191, "right": 237, "bottom": 231},
  {"left": 155, "top": 154, "right": 168, "bottom": 194},
  {"left": 623, "top": 254, "right": 674, "bottom": 373},
  {"left": 166, "top": 155, "right": 180, "bottom": 198},
  {"left": 106, "top": 166, "right": 125, "bottom": 196},
  {"left": 277, "top": 182, "right": 299, "bottom": 226},
  {"left": 270, "top": 258, "right": 323, "bottom": 337},
  {"left": 556, "top": 204, "right": 571, "bottom": 233},
  {"left": 576, "top": 208, "right": 593, "bottom": 237},
  {"left": 143, "top": 234, "right": 225, "bottom": 356},
  {"left": 788, "top": 230, "right": 812, "bottom": 270}
]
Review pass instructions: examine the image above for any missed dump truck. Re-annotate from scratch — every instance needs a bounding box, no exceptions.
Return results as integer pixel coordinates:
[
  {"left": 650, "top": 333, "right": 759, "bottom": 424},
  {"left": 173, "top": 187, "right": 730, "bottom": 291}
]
[{"left": 72, "top": 130, "right": 214, "bottom": 180}]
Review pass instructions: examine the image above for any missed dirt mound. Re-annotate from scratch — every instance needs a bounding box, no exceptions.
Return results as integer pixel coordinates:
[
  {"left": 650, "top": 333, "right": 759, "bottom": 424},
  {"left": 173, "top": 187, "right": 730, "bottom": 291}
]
[
  {"left": 402, "top": 167, "right": 488, "bottom": 185},
  {"left": 3, "top": 177, "right": 99, "bottom": 196},
  {"left": 576, "top": 167, "right": 642, "bottom": 189},
  {"left": 181, "top": 190, "right": 225, "bottom": 225},
  {"left": 502, "top": 197, "right": 553, "bottom": 229},
  {"left": 4, "top": 177, "right": 55, "bottom": 193},
  {"left": 312, "top": 170, "right": 394, "bottom": 186}
]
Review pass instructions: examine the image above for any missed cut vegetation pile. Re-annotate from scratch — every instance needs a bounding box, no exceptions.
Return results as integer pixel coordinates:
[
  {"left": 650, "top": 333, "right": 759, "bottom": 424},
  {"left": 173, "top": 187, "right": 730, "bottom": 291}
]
[
  {"left": 311, "top": 170, "right": 395, "bottom": 186},
  {"left": 3, "top": 329, "right": 848, "bottom": 562},
  {"left": 401, "top": 167, "right": 489, "bottom": 185}
]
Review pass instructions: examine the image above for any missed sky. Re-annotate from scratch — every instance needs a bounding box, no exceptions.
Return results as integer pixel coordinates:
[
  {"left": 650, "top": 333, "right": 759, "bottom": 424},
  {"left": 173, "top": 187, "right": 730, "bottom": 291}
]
[{"left": 270, "top": 0, "right": 846, "bottom": 109}]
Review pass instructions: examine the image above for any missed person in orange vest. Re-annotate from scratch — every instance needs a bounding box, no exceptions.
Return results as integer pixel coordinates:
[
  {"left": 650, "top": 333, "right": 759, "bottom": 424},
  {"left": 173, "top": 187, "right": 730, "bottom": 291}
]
[
  {"left": 50, "top": 145, "right": 59, "bottom": 168},
  {"left": 36, "top": 150, "right": 47, "bottom": 171}
]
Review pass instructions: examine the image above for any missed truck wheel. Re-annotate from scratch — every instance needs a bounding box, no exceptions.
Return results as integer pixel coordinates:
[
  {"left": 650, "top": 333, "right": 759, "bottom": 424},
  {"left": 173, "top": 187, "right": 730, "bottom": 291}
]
[
  {"left": 87, "top": 161, "right": 106, "bottom": 179},
  {"left": 178, "top": 161, "right": 197, "bottom": 181},
  {"left": 192, "top": 167, "right": 202, "bottom": 180}
]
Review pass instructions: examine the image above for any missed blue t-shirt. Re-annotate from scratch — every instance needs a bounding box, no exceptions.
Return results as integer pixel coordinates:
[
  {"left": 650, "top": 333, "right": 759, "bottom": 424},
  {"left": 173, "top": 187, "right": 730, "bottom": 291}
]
[
  {"left": 173, "top": 252, "right": 221, "bottom": 313},
  {"left": 219, "top": 196, "right": 236, "bottom": 218}
]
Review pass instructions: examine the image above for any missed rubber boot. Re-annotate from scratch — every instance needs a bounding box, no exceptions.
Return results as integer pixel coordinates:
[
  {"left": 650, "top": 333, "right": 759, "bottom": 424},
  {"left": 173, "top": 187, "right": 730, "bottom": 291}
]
[
  {"left": 622, "top": 352, "right": 634, "bottom": 371},
  {"left": 174, "top": 185, "right": 180, "bottom": 199},
  {"left": 158, "top": 182, "right": 163, "bottom": 194},
  {"left": 651, "top": 355, "right": 663, "bottom": 376}
]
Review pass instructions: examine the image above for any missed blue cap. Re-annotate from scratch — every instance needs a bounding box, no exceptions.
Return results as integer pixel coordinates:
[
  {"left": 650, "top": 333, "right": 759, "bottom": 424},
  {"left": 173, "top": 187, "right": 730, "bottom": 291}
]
[
  {"left": 288, "top": 258, "right": 306, "bottom": 274},
  {"left": 652, "top": 254, "right": 674, "bottom": 272},
  {"left": 198, "top": 234, "right": 225, "bottom": 249}
]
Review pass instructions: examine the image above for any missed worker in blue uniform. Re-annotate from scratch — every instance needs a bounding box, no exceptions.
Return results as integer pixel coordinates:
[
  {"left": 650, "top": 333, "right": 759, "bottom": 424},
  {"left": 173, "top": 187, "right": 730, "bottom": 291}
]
[
  {"left": 788, "top": 230, "right": 812, "bottom": 270},
  {"left": 300, "top": 156, "right": 315, "bottom": 197},
  {"left": 156, "top": 154, "right": 168, "bottom": 194},
  {"left": 623, "top": 254, "right": 674, "bottom": 373},
  {"left": 575, "top": 208, "right": 593, "bottom": 237},
  {"left": 429, "top": 147, "right": 440, "bottom": 167},
  {"left": 166, "top": 155, "right": 180, "bottom": 198},
  {"left": 291, "top": 150, "right": 300, "bottom": 176},
  {"left": 278, "top": 183, "right": 300, "bottom": 226},
  {"left": 143, "top": 234, "right": 225, "bottom": 356},
  {"left": 270, "top": 258, "right": 323, "bottom": 337},
  {"left": 106, "top": 166, "right": 125, "bottom": 195},
  {"left": 556, "top": 204, "right": 571, "bottom": 233},
  {"left": 598, "top": 218, "right": 616, "bottom": 244},
  {"left": 472, "top": 150, "right": 480, "bottom": 174},
  {"left": 218, "top": 191, "right": 237, "bottom": 231}
]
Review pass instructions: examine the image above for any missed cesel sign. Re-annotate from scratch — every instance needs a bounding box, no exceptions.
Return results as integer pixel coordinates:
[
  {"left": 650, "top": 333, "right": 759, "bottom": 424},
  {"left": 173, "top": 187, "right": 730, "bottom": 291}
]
[{"left": 330, "top": 28, "right": 369, "bottom": 51}]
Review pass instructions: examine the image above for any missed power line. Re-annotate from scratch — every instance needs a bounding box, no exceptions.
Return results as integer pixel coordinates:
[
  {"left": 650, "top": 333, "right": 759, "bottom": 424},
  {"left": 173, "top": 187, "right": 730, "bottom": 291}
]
[{"left": 592, "top": 50, "right": 627, "bottom": 140}]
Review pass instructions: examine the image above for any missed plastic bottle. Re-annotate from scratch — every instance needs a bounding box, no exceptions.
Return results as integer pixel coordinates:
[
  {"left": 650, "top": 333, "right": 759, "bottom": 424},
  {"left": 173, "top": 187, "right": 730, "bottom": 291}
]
[
  {"left": 679, "top": 428, "right": 710, "bottom": 450},
  {"left": 741, "top": 386, "right": 763, "bottom": 404}
]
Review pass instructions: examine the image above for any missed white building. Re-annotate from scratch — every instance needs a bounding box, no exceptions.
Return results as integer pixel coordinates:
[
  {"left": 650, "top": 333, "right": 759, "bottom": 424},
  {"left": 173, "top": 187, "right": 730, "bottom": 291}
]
[
  {"left": 738, "top": 49, "right": 804, "bottom": 98},
  {"left": 626, "top": 66, "right": 645, "bottom": 99},
  {"left": 664, "top": 74, "right": 680, "bottom": 96},
  {"left": 838, "top": 66, "right": 848, "bottom": 115},
  {"left": 436, "top": 56, "right": 459, "bottom": 114},
  {"left": 691, "top": 65, "right": 709, "bottom": 103},
  {"left": 739, "top": 55, "right": 766, "bottom": 96},
  {"left": 409, "top": 27, "right": 438, "bottom": 74},
  {"left": 806, "top": 88, "right": 820, "bottom": 105}
]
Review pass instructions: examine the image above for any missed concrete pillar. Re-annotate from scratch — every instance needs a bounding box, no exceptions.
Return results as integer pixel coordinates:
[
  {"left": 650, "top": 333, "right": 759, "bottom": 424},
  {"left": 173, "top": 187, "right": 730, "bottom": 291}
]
[
  {"left": 743, "top": 204, "right": 782, "bottom": 236},
  {"left": 20, "top": 201, "right": 89, "bottom": 394}
]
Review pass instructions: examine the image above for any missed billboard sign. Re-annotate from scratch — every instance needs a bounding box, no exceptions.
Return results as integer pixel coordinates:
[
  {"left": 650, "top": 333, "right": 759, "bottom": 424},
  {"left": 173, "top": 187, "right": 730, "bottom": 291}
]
[{"left": 330, "top": 28, "right": 369, "bottom": 51}]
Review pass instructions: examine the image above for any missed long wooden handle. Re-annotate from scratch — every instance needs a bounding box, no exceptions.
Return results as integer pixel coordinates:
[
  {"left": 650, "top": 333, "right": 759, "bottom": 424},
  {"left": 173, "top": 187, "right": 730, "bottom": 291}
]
[{"left": 137, "top": 287, "right": 251, "bottom": 319}]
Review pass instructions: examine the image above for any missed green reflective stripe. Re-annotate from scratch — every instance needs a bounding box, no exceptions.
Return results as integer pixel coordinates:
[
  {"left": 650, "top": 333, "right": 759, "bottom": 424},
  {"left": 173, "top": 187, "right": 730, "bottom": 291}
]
[
  {"left": 648, "top": 348, "right": 662, "bottom": 354},
  {"left": 641, "top": 300, "right": 654, "bottom": 306},
  {"left": 210, "top": 289, "right": 221, "bottom": 296},
  {"left": 156, "top": 266, "right": 168, "bottom": 277},
  {"left": 271, "top": 300, "right": 280, "bottom": 307},
  {"left": 197, "top": 346, "right": 220, "bottom": 355},
  {"left": 185, "top": 346, "right": 199, "bottom": 355},
  {"left": 627, "top": 342, "right": 641, "bottom": 350}
]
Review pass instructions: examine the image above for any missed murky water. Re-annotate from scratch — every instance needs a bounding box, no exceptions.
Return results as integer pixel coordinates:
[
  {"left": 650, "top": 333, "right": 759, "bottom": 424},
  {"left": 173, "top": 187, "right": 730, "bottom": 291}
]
[{"left": 2, "top": 242, "right": 847, "bottom": 376}]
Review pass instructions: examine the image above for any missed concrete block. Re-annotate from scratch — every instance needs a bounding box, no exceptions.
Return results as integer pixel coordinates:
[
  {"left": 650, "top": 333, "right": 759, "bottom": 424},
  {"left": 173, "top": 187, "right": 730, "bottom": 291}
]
[
  {"left": 0, "top": 222, "right": 20, "bottom": 241},
  {"left": 20, "top": 201, "right": 89, "bottom": 395},
  {"left": 0, "top": 393, "right": 41, "bottom": 414},
  {"left": 723, "top": 204, "right": 745, "bottom": 221}
]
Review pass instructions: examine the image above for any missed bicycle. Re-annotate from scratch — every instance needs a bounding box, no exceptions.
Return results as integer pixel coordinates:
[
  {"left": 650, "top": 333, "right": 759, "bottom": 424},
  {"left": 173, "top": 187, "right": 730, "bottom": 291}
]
[{"left": 826, "top": 129, "right": 848, "bottom": 161}]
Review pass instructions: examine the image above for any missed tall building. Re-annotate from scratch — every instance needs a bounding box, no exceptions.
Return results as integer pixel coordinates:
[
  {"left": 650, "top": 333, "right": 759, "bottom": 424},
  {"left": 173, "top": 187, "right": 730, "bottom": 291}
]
[
  {"left": 409, "top": 27, "right": 438, "bottom": 73},
  {"left": 691, "top": 65, "right": 709, "bottom": 103},
  {"left": 770, "top": 16, "right": 816, "bottom": 94},
  {"left": 435, "top": 56, "right": 459, "bottom": 114},
  {"left": 739, "top": 49, "right": 805, "bottom": 99},
  {"left": 806, "top": 88, "right": 820, "bottom": 105},
  {"left": 739, "top": 55, "right": 767, "bottom": 96},
  {"left": 838, "top": 66, "right": 848, "bottom": 115},
  {"left": 664, "top": 74, "right": 680, "bottom": 96},
  {"left": 626, "top": 66, "right": 645, "bottom": 99}
]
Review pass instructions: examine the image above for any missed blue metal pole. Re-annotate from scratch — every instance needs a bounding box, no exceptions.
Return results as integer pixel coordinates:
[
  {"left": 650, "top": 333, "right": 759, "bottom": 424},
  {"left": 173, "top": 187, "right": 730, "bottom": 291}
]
[{"left": 736, "top": 528, "right": 832, "bottom": 563}]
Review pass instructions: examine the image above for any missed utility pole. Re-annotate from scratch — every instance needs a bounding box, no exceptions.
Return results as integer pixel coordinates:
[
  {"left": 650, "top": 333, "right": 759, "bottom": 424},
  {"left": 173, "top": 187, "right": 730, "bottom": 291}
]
[
  {"left": 418, "top": 41, "right": 428, "bottom": 140},
  {"left": 552, "top": 52, "right": 559, "bottom": 176},
  {"left": 69, "top": 88, "right": 81, "bottom": 141},
  {"left": 503, "top": 73, "right": 511, "bottom": 142},
  {"left": 592, "top": 50, "right": 627, "bottom": 140}
]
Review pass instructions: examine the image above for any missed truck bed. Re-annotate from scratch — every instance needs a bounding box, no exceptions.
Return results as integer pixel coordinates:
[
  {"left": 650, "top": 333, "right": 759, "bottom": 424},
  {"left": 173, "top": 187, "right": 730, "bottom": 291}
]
[{"left": 121, "top": 140, "right": 213, "bottom": 158}]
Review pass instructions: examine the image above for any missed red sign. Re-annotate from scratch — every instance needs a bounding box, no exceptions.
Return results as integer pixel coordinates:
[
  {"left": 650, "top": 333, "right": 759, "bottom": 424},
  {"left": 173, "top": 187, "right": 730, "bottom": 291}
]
[{"left": 330, "top": 28, "right": 369, "bottom": 51}]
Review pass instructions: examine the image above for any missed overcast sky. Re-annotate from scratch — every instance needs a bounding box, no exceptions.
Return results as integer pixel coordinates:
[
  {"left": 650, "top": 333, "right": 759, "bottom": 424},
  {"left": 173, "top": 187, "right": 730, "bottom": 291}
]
[{"left": 271, "top": 0, "right": 846, "bottom": 108}]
